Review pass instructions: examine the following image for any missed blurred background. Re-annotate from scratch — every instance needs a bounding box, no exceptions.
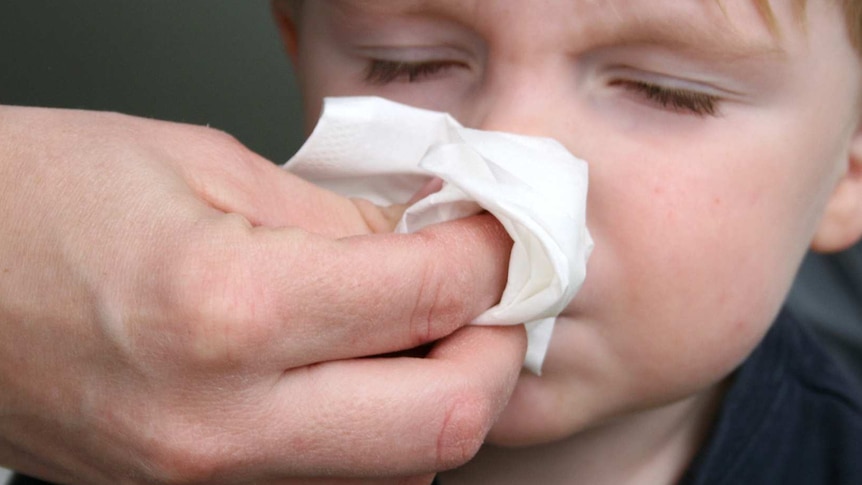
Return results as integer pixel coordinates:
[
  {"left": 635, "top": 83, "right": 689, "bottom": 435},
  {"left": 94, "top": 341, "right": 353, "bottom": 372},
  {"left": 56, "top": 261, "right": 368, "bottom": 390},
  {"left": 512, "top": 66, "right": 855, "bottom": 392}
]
[
  {"left": 0, "top": 1, "right": 304, "bottom": 162},
  {"left": 1, "top": 1, "right": 861, "bottom": 482}
]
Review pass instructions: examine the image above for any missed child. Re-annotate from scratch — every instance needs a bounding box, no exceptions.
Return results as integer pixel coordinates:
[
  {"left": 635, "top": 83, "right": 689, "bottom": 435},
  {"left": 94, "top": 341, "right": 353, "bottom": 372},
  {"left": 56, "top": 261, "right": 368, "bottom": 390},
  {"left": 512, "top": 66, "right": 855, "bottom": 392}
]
[{"left": 273, "top": 0, "right": 862, "bottom": 483}]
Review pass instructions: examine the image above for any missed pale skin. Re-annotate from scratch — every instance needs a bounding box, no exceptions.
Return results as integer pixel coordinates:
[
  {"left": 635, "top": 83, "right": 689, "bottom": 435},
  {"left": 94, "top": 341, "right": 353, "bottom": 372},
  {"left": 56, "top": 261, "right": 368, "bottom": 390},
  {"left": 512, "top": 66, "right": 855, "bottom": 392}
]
[
  {"left": 0, "top": 102, "right": 528, "bottom": 481},
  {"left": 275, "top": 0, "right": 862, "bottom": 483}
]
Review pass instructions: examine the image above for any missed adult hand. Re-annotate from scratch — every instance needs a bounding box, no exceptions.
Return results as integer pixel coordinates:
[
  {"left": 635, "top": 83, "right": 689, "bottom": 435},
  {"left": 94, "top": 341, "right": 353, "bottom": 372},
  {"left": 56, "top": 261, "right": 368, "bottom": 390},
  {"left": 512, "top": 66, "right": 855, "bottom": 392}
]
[{"left": 0, "top": 106, "right": 525, "bottom": 484}]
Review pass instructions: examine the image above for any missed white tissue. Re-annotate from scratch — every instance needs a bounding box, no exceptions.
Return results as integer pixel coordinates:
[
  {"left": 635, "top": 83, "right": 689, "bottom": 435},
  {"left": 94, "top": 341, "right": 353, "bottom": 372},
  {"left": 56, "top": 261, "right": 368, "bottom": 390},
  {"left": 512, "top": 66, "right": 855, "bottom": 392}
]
[{"left": 284, "top": 96, "right": 592, "bottom": 374}]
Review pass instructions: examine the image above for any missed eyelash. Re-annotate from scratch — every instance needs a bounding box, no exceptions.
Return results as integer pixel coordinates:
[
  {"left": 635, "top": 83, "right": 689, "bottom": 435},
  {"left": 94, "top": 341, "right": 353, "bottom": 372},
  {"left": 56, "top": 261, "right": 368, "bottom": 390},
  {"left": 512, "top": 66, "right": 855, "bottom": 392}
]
[
  {"left": 364, "top": 60, "right": 721, "bottom": 117},
  {"left": 364, "top": 59, "right": 460, "bottom": 84},
  {"left": 609, "top": 80, "right": 720, "bottom": 117}
]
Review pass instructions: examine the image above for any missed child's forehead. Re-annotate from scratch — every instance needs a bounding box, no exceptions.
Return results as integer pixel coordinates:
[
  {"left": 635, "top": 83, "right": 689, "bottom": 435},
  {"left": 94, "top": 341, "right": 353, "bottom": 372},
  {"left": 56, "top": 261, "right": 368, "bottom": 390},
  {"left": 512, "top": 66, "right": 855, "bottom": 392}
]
[{"left": 322, "top": 0, "right": 789, "bottom": 60}]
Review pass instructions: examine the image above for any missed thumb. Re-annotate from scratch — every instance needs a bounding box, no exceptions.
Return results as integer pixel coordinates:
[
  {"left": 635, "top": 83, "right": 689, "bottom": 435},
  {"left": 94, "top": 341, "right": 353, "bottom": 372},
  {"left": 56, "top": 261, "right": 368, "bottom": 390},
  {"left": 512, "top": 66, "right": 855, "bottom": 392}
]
[
  {"left": 172, "top": 133, "right": 391, "bottom": 237},
  {"left": 348, "top": 197, "right": 409, "bottom": 235},
  {"left": 349, "top": 177, "right": 446, "bottom": 234}
]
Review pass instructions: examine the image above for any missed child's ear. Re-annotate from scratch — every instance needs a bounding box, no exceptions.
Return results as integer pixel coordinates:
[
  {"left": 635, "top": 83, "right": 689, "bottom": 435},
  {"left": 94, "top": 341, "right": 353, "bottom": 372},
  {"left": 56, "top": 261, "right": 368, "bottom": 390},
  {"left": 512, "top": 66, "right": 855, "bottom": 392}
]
[
  {"left": 271, "top": 0, "right": 300, "bottom": 64},
  {"left": 811, "top": 127, "right": 862, "bottom": 253}
]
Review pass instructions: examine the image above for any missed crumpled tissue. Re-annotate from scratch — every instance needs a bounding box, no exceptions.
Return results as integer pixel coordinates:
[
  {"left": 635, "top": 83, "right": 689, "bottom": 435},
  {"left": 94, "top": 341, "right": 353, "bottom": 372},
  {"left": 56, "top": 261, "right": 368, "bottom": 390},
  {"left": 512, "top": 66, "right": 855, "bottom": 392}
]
[{"left": 284, "top": 96, "right": 592, "bottom": 374}]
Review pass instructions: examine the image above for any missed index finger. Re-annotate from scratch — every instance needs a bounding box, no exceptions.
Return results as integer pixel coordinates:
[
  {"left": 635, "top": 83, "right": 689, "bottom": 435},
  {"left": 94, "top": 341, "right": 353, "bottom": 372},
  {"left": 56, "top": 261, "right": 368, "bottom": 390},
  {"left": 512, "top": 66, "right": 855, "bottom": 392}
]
[
  {"left": 152, "top": 211, "right": 513, "bottom": 370},
  {"left": 263, "top": 213, "right": 513, "bottom": 367}
]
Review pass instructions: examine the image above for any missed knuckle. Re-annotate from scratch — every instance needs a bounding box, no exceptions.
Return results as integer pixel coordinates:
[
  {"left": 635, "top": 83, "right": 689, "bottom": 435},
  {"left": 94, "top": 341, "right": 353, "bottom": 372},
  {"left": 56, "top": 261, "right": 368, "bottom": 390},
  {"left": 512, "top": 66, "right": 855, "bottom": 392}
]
[
  {"left": 408, "top": 257, "right": 443, "bottom": 345},
  {"left": 194, "top": 125, "right": 245, "bottom": 152},
  {"left": 408, "top": 234, "right": 474, "bottom": 345},
  {"left": 194, "top": 126, "right": 257, "bottom": 168},
  {"left": 168, "top": 124, "right": 258, "bottom": 174},
  {"left": 434, "top": 387, "right": 494, "bottom": 470},
  {"left": 145, "top": 431, "right": 227, "bottom": 485},
  {"left": 155, "top": 233, "right": 266, "bottom": 368}
]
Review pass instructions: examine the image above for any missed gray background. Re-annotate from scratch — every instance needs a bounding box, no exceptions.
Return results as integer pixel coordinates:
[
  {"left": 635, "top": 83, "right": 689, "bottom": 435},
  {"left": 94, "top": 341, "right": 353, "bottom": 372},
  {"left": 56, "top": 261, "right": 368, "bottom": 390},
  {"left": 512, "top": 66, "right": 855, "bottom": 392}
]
[
  {"left": 2, "top": 1, "right": 861, "bottom": 482},
  {"left": 0, "top": 1, "right": 304, "bottom": 162}
]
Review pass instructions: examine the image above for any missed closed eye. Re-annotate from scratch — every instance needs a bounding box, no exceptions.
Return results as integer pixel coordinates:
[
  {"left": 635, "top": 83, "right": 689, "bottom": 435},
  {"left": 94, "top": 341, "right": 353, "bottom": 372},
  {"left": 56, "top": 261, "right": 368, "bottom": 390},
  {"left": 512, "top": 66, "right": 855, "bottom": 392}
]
[
  {"left": 610, "top": 80, "right": 721, "bottom": 117},
  {"left": 364, "top": 59, "right": 465, "bottom": 85}
]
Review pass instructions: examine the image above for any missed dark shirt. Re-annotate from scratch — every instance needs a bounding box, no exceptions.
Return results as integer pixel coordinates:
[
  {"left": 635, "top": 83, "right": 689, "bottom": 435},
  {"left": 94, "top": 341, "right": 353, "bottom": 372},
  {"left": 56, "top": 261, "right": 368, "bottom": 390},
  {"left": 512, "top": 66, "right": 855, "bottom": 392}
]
[
  {"left": 10, "top": 310, "right": 862, "bottom": 485},
  {"left": 679, "top": 309, "right": 862, "bottom": 484}
]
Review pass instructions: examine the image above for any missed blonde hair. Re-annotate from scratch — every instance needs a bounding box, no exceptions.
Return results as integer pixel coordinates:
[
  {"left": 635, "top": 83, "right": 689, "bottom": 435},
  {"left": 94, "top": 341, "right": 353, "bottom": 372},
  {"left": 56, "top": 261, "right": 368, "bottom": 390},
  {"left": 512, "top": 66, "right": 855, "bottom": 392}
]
[
  {"left": 838, "top": 0, "right": 862, "bottom": 50},
  {"left": 751, "top": 0, "right": 862, "bottom": 51}
]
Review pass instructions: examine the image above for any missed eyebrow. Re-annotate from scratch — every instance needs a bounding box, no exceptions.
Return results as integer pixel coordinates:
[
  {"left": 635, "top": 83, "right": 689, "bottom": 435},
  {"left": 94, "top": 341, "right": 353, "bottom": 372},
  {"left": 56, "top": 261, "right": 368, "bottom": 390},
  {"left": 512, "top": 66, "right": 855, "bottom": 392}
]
[
  {"left": 327, "top": 0, "right": 786, "bottom": 61},
  {"left": 584, "top": 3, "right": 787, "bottom": 61}
]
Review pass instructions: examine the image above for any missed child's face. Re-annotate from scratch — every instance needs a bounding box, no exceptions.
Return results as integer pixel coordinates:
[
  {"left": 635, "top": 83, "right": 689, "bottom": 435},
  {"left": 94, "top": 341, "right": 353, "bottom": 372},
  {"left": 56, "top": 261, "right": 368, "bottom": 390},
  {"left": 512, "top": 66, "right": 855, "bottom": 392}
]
[{"left": 279, "top": 0, "right": 862, "bottom": 445}]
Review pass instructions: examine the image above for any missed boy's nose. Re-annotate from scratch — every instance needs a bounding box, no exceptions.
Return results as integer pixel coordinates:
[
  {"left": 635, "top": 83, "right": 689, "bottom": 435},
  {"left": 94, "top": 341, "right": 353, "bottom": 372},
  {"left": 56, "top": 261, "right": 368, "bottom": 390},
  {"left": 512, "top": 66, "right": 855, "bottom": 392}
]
[{"left": 465, "top": 68, "right": 569, "bottom": 140}]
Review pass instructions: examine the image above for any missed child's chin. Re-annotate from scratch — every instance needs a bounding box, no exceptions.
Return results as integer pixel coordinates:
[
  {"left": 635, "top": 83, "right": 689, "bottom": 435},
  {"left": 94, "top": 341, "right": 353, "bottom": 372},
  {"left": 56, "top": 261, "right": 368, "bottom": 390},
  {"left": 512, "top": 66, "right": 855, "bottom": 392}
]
[{"left": 485, "top": 407, "right": 582, "bottom": 448}]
